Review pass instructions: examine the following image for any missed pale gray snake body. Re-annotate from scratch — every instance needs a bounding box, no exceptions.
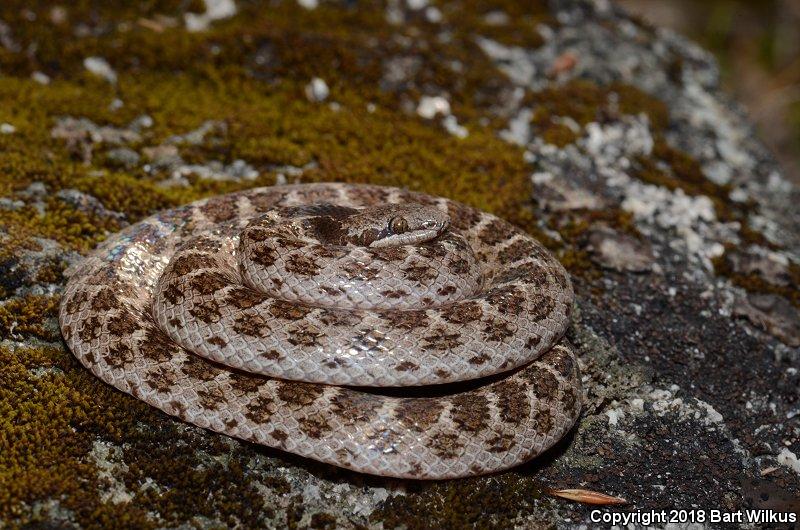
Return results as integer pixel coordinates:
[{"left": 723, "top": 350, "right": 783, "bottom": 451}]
[{"left": 59, "top": 182, "right": 581, "bottom": 479}]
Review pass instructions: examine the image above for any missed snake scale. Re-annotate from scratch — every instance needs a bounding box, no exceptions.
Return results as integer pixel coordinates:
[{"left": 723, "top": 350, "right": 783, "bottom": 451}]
[{"left": 59, "top": 183, "right": 581, "bottom": 479}]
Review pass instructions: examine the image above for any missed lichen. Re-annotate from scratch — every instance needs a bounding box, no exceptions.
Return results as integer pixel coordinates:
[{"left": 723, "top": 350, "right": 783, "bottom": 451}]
[{"left": 712, "top": 245, "right": 800, "bottom": 308}]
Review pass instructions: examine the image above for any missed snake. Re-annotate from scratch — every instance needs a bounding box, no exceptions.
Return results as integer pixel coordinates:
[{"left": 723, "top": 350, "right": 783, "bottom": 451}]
[{"left": 59, "top": 183, "right": 581, "bottom": 479}]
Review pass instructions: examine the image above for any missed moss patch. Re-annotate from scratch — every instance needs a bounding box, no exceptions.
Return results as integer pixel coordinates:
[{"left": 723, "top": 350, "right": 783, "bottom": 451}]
[{"left": 712, "top": 246, "right": 800, "bottom": 309}]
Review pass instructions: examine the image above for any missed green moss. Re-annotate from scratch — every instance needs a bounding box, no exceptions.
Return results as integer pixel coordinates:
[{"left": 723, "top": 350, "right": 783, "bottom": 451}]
[
  {"left": 526, "top": 80, "right": 669, "bottom": 148},
  {"left": 540, "top": 122, "right": 579, "bottom": 147},
  {"left": 371, "top": 474, "right": 547, "bottom": 529},
  {"left": 0, "top": 295, "right": 60, "bottom": 341},
  {"left": 527, "top": 80, "right": 668, "bottom": 130},
  {"left": 445, "top": 0, "right": 554, "bottom": 49},
  {"left": 548, "top": 208, "right": 642, "bottom": 280},
  {"left": 712, "top": 246, "right": 800, "bottom": 309}
]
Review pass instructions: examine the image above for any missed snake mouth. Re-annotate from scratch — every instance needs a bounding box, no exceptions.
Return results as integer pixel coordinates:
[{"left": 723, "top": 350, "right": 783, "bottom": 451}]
[{"left": 368, "top": 227, "right": 443, "bottom": 247}]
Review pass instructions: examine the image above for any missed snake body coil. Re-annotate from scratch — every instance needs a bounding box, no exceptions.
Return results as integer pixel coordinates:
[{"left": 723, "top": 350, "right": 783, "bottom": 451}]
[{"left": 60, "top": 183, "right": 581, "bottom": 479}]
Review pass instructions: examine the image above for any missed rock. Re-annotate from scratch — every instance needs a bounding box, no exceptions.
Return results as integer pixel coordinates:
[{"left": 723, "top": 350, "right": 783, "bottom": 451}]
[
  {"left": 165, "top": 120, "right": 226, "bottom": 145},
  {"left": 56, "top": 189, "right": 127, "bottom": 223},
  {"left": 1, "top": 0, "right": 799, "bottom": 527},
  {"left": 31, "top": 71, "right": 51, "bottom": 85},
  {"left": 0, "top": 198, "right": 24, "bottom": 211},
  {"left": 725, "top": 246, "right": 793, "bottom": 287},
  {"left": 185, "top": 0, "right": 237, "bottom": 32},
  {"left": 51, "top": 117, "right": 142, "bottom": 146},
  {"left": 416, "top": 95, "right": 450, "bottom": 119},
  {"left": 734, "top": 293, "right": 800, "bottom": 347},
  {"left": 83, "top": 57, "right": 117, "bottom": 84},
  {"left": 305, "top": 77, "right": 330, "bottom": 102},
  {"left": 587, "top": 226, "right": 655, "bottom": 272},
  {"left": 105, "top": 147, "right": 141, "bottom": 169}
]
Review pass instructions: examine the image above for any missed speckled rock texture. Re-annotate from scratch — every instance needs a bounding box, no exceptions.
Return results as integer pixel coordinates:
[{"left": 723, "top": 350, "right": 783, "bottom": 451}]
[{"left": 0, "top": 0, "right": 798, "bottom": 528}]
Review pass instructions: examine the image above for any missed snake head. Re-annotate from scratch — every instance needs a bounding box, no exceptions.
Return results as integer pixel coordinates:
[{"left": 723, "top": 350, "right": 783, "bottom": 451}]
[{"left": 353, "top": 204, "right": 450, "bottom": 248}]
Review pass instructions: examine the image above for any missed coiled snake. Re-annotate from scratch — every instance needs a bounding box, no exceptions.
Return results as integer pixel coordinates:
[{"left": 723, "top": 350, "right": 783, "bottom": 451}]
[{"left": 59, "top": 183, "right": 581, "bottom": 479}]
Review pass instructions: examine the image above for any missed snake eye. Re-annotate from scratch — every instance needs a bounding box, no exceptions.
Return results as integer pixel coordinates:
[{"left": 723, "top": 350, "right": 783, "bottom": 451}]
[{"left": 389, "top": 216, "right": 408, "bottom": 234}]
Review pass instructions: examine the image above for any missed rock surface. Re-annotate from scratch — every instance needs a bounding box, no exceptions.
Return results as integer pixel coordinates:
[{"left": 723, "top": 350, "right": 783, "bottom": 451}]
[{"left": 0, "top": 0, "right": 798, "bottom": 528}]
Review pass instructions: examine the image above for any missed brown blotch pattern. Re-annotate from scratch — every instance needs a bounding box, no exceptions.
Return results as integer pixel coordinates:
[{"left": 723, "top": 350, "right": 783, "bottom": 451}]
[
  {"left": 181, "top": 355, "right": 222, "bottom": 382},
  {"left": 200, "top": 195, "right": 238, "bottom": 222},
  {"left": 161, "top": 282, "right": 186, "bottom": 305},
  {"left": 269, "top": 299, "right": 313, "bottom": 320},
  {"left": 437, "top": 285, "right": 457, "bottom": 296},
  {"left": 395, "top": 399, "right": 444, "bottom": 432},
  {"left": 525, "top": 335, "right": 542, "bottom": 350},
  {"left": 244, "top": 395, "right": 275, "bottom": 424},
  {"left": 450, "top": 394, "right": 490, "bottom": 433},
  {"left": 468, "top": 353, "right": 491, "bottom": 365},
  {"left": 144, "top": 365, "right": 178, "bottom": 394},
  {"left": 78, "top": 314, "right": 103, "bottom": 342},
  {"left": 441, "top": 301, "right": 483, "bottom": 324},
  {"left": 527, "top": 369, "right": 559, "bottom": 401},
  {"left": 549, "top": 348, "right": 576, "bottom": 379},
  {"left": 198, "top": 386, "right": 228, "bottom": 411},
  {"left": 284, "top": 253, "right": 321, "bottom": 276},
  {"left": 225, "top": 286, "right": 267, "bottom": 310},
  {"left": 493, "top": 380, "right": 531, "bottom": 425},
  {"left": 298, "top": 415, "right": 332, "bottom": 439},
  {"left": 485, "top": 285, "right": 526, "bottom": 316},
  {"left": 286, "top": 323, "right": 323, "bottom": 347},
  {"left": 498, "top": 239, "right": 536, "bottom": 264},
  {"left": 478, "top": 219, "right": 517, "bottom": 246},
  {"left": 329, "top": 391, "right": 382, "bottom": 423},
  {"left": 89, "top": 288, "right": 120, "bottom": 312},
  {"left": 421, "top": 327, "right": 463, "bottom": 351},
  {"left": 104, "top": 342, "right": 135, "bottom": 368},
  {"left": 402, "top": 263, "right": 437, "bottom": 284},
  {"left": 532, "top": 406, "right": 554, "bottom": 433},
  {"left": 561, "top": 386, "right": 579, "bottom": 415},
  {"left": 447, "top": 256, "right": 471, "bottom": 274},
  {"left": 189, "top": 298, "right": 222, "bottom": 324},
  {"left": 249, "top": 242, "right": 279, "bottom": 267},
  {"left": 261, "top": 349, "right": 282, "bottom": 360},
  {"left": 482, "top": 319, "right": 515, "bottom": 342},
  {"left": 394, "top": 361, "right": 419, "bottom": 372},
  {"left": 341, "top": 260, "right": 380, "bottom": 281},
  {"left": 447, "top": 202, "right": 482, "bottom": 230},
  {"left": 188, "top": 272, "right": 230, "bottom": 296},
  {"left": 171, "top": 253, "right": 218, "bottom": 277},
  {"left": 106, "top": 311, "right": 139, "bottom": 337},
  {"left": 485, "top": 433, "right": 517, "bottom": 453},
  {"left": 64, "top": 289, "right": 90, "bottom": 314},
  {"left": 380, "top": 288, "right": 409, "bottom": 299},
  {"left": 348, "top": 186, "right": 390, "bottom": 205},
  {"left": 373, "top": 246, "right": 409, "bottom": 262},
  {"left": 232, "top": 313, "right": 271, "bottom": 338},
  {"left": 378, "top": 309, "right": 429, "bottom": 329},
  {"left": 277, "top": 381, "right": 324, "bottom": 407},
  {"left": 207, "top": 336, "right": 227, "bottom": 348},
  {"left": 139, "top": 329, "right": 179, "bottom": 363},
  {"left": 429, "top": 432, "right": 464, "bottom": 460},
  {"left": 228, "top": 373, "right": 265, "bottom": 395},
  {"left": 316, "top": 309, "right": 361, "bottom": 327}
]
